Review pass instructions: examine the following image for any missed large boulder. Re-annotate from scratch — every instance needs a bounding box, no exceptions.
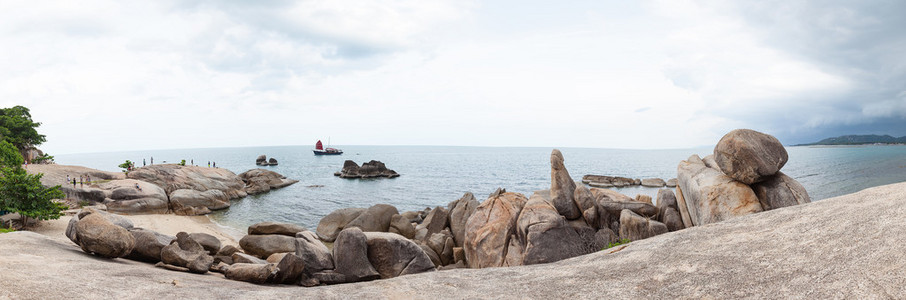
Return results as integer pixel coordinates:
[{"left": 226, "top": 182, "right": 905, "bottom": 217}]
[
  {"left": 573, "top": 185, "right": 598, "bottom": 228},
  {"left": 516, "top": 193, "right": 590, "bottom": 265},
  {"left": 713, "top": 129, "right": 788, "bottom": 185},
  {"left": 426, "top": 231, "right": 456, "bottom": 266},
  {"left": 294, "top": 231, "right": 334, "bottom": 275},
  {"left": 271, "top": 253, "right": 305, "bottom": 284},
  {"left": 677, "top": 155, "right": 763, "bottom": 226},
  {"left": 126, "top": 229, "right": 175, "bottom": 263},
  {"left": 415, "top": 206, "right": 448, "bottom": 241},
  {"left": 447, "top": 192, "right": 479, "bottom": 247},
  {"left": 463, "top": 189, "right": 527, "bottom": 268},
  {"left": 255, "top": 155, "right": 268, "bottom": 166},
  {"left": 364, "top": 232, "right": 436, "bottom": 278},
  {"left": 618, "top": 210, "right": 669, "bottom": 241},
  {"left": 126, "top": 164, "right": 247, "bottom": 200},
  {"left": 316, "top": 207, "right": 366, "bottom": 242},
  {"left": 641, "top": 178, "right": 666, "bottom": 187},
  {"left": 655, "top": 189, "right": 685, "bottom": 232},
  {"left": 237, "top": 169, "right": 298, "bottom": 195},
  {"left": 101, "top": 179, "right": 169, "bottom": 214},
  {"left": 248, "top": 222, "right": 306, "bottom": 237},
  {"left": 332, "top": 227, "right": 380, "bottom": 283},
  {"left": 74, "top": 213, "right": 135, "bottom": 258},
  {"left": 188, "top": 233, "right": 221, "bottom": 256},
  {"left": 239, "top": 234, "right": 297, "bottom": 259},
  {"left": 160, "top": 232, "right": 214, "bottom": 273},
  {"left": 752, "top": 172, "right": 811, "bottom": 210},
  {"left": 77, "top": 208, "right": 134, "bottom": 230},
  {"left": 345, "top": 204, "right": 399, "bottom": 233},
  {"left": 169, "top": 189, "right": 229, "bottom": 216},
  {"left": 598, "top": 200, "right": 658, "bottom": 218},
  {"left": 388, "top": 214, "right": 416, "bottom": 239},
  {"left": 550, "top": 149, "right": 581, "bottom": 219},
  {"left": 224, "top": 263, "right": 278, "bottom": 284}
]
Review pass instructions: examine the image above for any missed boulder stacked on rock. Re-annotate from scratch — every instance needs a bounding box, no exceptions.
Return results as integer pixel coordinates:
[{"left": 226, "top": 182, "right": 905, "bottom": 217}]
[
  {"left": 335, "top": 160, "right": 400, "bottom": 178},
  {"left": 255, "top": 155, "right": 278, "bottom": 166},
  {"left": 676, "top": 129, "right": 810, "bottom": 227},
  {"left": 238, "top": 169, "right": 299, "bottom": 195}
]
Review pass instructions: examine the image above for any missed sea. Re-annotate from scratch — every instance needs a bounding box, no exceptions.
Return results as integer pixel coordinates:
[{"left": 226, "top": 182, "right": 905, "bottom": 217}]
[{"left": 55, "top": 145, "right": 906, "bottom": 232}]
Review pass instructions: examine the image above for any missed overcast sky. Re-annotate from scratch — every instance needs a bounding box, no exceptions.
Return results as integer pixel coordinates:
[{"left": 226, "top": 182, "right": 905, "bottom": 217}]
[{"left": 2, "top": 0, "right": 905, "bottom": 154}]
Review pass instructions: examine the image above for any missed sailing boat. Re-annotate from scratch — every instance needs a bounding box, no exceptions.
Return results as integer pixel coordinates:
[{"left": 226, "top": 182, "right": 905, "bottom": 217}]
[{"left": 313, "top": 139, "right": 343, "bottom": 155}]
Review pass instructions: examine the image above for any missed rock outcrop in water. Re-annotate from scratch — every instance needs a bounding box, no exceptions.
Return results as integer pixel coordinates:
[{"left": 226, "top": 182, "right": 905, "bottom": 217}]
[
  {"left": 335, "top": 160, "right": 399, "bottom": 178},
  {"left": 255, "top": 155, "right": 279, "bottom": 166}
]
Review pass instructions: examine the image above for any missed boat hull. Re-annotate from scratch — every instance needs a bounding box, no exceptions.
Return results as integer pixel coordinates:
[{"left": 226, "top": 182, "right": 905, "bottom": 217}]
[{"left": 313, "top": 150, "right": 343, "bottom": 155}]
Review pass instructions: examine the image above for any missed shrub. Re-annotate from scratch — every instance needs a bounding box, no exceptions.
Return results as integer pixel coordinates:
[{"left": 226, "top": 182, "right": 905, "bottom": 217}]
[
  {"left": 118, "top": 160, "right": 133, "bottom": 172},
  {"left": 178, "top": 159, "right": 186, "bottom": 166},
  {"left": 603, "top": 238, "right": 631, "bottom": 250}
]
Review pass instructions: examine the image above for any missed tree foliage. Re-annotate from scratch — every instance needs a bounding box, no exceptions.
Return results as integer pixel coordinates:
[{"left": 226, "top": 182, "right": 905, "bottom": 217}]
[
  {"left": 0, "top": 105, "right": 46, "bottom": 150},
  {"left": 0, "top": 137, "right": 65, "bottom": 227},
  {"left": 0, "top": 141, "right": 23, "bottom": 167},
  {"left": 118, "top": 160, "right": 133, "bottom": 171}
]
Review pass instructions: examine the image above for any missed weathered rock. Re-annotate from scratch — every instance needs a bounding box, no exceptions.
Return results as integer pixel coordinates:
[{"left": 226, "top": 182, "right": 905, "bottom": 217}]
[
  {"left": 656, "top": 189, "right": 685, "bottom": 232},
  {"left": 267, "top": 158, "right": 278, "bottom": 166},
  {"left": 677, "top": 155, "right": 763, "bottom": 226},
  {"left": 239, "top": 234, "right": 297, "bottom": 259},
  {"left": 573, "top": 185, "right": 598, "bottom": 228},
  {"left": 420, "top": 244, "right": 442, "bottom": 267},
  {"left": 188, "top": 233, "right": 221, "bottom": 256},
  {"left": 447, "top": 192, "right": 479, "bottom": 247},
  {"left": 316, "top": 207, "right": 366, "bottom": 242},
  {"left": 272, "top": 253, "right": 305, "bottom": 284},
  {"left": 388, "top": 214, "right": 416, "bottom": 239},
  {"left": 127, "top": 164, "right": 247, "bottom": 199},
  {"left": 589, "top": 188, "right": 634, "bottom": 203},
  {"left": 594, "top": 228, "right": 619, "bottom": 249},
  {"left": 267, "top": 252, "right": 288, "bottom": 263},
  {"left": 598, "top": 200, "right": 658, "bottom": 218},
  {"left": 427, "top": 231, "right": 455, "bottom": 266},
  {"left": 666, "top": 178, "right": 677, "bottom": 187},
  {"left": 675, "top": 185, "right": 693, "bottom": 228},
  {"left": 550, "top": 149, "right": 581, "bottom": 219},
  {"left": 752, "top": 172, "right": 811, "bottom": 210},
  {"left": 255, "top": 155, "right": 268, "bottom": 166},
  {"left": 452, "top": 247, "right": 465, "bottom": 264},
  {"left": 516, "top": 193, "right": 590, "bottom": 265},
  {"left": 364, "top": 232, "right": 436, "bottom": 278},
  {"left": 714, "top": 129, "right": 788, "bottom": 185},
  {"left": 332, "top": 227, "right": 380, "bottom": 282},
  {"left": 224, "top": 263, "right": 278, "bottom": 284},
  {"left": 126, "top": 229, "right": 175, "bottom": 263},
  {"left": 65, "top": 217, "right": 79, "bottom": 244},
  {"left": 294, "top": 230, "right": 334, "bottom": 275},
  {"left": 160, "top": 232, "right": 213, "bottom": 273},
  {"left": 337, "top": 160, "right": 400, "bottom": 178},
  {"left": 401, "top": 211, "right": 422, "bottom": 224},
  {"left": 77, "top": 208, "right": 134, "bottom": 230},
  {"left": 463, "top": 190, "right": 528, "bottom": 268},
  {"left": 74, "top": 213, "right": 135, "bottom": 258},
  {"left": 619, "top": 210, "right": 668, "bottom": 242},
  {"left": 634, "top": 194, "right": 652, "bottom": 204},
  {"left": 214, "top": 245, "right": 241, "bottom": 265},
  {"left": 702, "top": 154, "right": 720, "bottom": 170},
  {"left": 232, "top": 252, "right": 267, "bottom": 264},
  {"left": 641, "top": 178, "right": 666, "bottom": 187},
  {"left": 414, "top": 206, "right": 448, "bottom": 241},
  {"left": 248, "top": 222, "right": 306, "bottom": 237},
  {"left": 101, "top": 180, "right": 169, "bottom": 215},
  {"left": 217, "top": 245, "right": 242, "bottom": 257},
  {"left": 238, "top": 169, "right": 297, "bottom": 195},
  {"left": 345, "top": 204, "right": 399, "bottom": 233},
  {"left": 169, "top": 189, "right": 229, "bottom": 216},
  {"left": 312, "top": 270, "right": 347, "bottom": 285}
]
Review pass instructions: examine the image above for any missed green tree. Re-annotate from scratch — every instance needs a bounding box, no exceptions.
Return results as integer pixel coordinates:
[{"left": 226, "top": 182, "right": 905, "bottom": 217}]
[
  {"left": 0, "top": 139, "right": 65, "bottom": 228},
  {"left": 118, "top": 160, "right": 133, "bottom": 172},
  {"left": 0, "top": 105, "right": 46, "bottom": 151}
]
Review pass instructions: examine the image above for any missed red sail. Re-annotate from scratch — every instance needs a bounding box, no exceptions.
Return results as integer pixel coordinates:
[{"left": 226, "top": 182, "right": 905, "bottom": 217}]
[{"left": 316, "top": 140, "right": 323, "bottom": 150}]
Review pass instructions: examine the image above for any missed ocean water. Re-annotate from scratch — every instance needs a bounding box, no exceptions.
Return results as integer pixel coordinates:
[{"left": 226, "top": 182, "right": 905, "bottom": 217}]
[{"left": 55, "top": 145, "right": 906, "bottom": 231}]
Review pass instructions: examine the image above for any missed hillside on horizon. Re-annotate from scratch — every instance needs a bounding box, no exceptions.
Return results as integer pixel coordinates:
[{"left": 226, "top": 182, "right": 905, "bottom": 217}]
[{"left": 797, "top": 134, "right": 906, "bottom": 146}]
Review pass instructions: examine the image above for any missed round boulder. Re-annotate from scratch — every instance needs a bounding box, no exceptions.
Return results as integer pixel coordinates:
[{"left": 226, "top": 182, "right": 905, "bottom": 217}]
[
  {"left": 714, "top": 129, "right": 788, "bottom": 184},
  {"left": 74, "top": 213, "right": 135, "bottom": 258}
]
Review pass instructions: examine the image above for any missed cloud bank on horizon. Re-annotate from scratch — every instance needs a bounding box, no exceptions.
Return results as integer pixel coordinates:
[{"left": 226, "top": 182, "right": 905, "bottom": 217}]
[{"left": 1, "top": 0, "right": 904, "bottom": 154}]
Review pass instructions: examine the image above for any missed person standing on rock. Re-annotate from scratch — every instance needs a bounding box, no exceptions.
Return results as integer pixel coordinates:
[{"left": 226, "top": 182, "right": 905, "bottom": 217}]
[
  {"left": 79, "top": 176, "right": 83, "bottom": 187},
  {"left": 72, "top": 178, "right": 76, "bottom": 188},
  {"left": 66, "top": 175, "right": 70, "bottom": 184},
  {"left": 151, "top": 157, "right": 153, "bottom": 165},
  {"left": 143, "top": 158, "right": 146, "bottom": 166},
  {"left": 86, "top": 174, "right": 91, "bottom": 184},
  {"left": 207, "top": 161, "right": 210, "bottom": 167},
  {"left": 191, "top": 159, "right": 193, "bottom": 166},
  {"left": 213, "top": 162, "right": 216, "bottom": 168}
]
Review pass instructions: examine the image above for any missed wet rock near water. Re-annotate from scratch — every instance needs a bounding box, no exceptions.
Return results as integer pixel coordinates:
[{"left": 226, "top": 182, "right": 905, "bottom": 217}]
[
  {"left": 238, "top": 169, "right": 298, "bottom": 195},
  {"left": 335, "top": 160, "right": 400, "bottom": 179},
  {"left": 255, "top": 155, "right": 278, "bottom": 166}
]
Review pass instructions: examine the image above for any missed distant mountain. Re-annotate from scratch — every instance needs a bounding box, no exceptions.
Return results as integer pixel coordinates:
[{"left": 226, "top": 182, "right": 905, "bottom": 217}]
[{"left": 798, "top": 134, "right": 906, "bottom": 146}]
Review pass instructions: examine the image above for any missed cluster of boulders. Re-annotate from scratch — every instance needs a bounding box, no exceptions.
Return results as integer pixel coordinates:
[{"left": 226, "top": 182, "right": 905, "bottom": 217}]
[
  {"left": 675, "top": 129, "right": 810, "bottom": 226},
  {"left": 256, "top": 155, "right": 278, "bottom": 166},
  {"left": 35, "top": 164, "right": 297, "bottom": 216},
  {"left": 582, "top": 175, "right": 677, "bottom": 188},
  {"left": 334, "top": 160, "right": 399, "bottom": 178}
]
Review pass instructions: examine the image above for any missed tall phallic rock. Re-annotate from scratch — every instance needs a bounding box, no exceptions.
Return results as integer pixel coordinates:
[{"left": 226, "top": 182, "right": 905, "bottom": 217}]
[
  {"left": 676, "top": 154, "right": 763, "bottom": 226},
  {"left": 447, "top": 192, "right": 480, "bottom": 247},
  {"left": 713, "top": 129, "right": 788, "bottom": 185},
  {"left": 463, "top": 189, "right": 527, "bottom": 268},
  {"left": 550, "top": 149, "right": 581, "bottom": 220}
]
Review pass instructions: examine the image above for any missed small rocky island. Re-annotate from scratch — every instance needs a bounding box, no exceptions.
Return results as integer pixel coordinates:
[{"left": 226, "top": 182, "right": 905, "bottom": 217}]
[
  {"left": 255, "top": 155, "right": 278, "bottom": 166},
  {"left": 582, "top": 175, "right": 677, "bottom": 188},
  {"left": 334, "top": 160, "right": 399, "bottom": 178}
]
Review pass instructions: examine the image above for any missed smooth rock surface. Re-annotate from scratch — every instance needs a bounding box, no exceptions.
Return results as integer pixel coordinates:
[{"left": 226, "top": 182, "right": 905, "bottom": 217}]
[
  {"left": 550, "top": 149, "right": 582, "bottom": 219},
  {"left": 677, "top": 155, "right": 763, "bottom": 226},
  {"left": 316, "top": 207, "right": 366, "bottom": 242},
  {"left": 364, "top": 232, "right": 436, "bottom": 278},
  {"left": 238, "top": 234, "right": 296, "bottom": 259},
  {"left": 516, "top": 193, "right": 590, "bottom": 265},
  {"left": 752, "top": 172, "right": 811, "bottom": 210},
  {"left": 332, "top": 227, "right": 380, "bottom": 282},
  {"left": 447, "top": 192, "right": 479, "bottom": 247},
  {"left": 248, "top": 222, "right": 306, "bottom": 237},
  {"left": 463, "top": 191, "right": 527, "bottom": 268},
  {"left": 74, "top": 213, "right": 136, "bottom": 258},
  {"left": 345, "top": 204, "right": 399, "bottom": 233}
]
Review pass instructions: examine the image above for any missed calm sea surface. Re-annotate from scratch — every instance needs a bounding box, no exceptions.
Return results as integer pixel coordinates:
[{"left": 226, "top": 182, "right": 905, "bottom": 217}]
[{"left": 55, "top": 145, "right": 906, "bottom": 231}]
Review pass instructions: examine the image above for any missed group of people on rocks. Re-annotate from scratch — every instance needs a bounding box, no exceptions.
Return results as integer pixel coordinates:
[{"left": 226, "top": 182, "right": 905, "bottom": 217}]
[
  {"left": 65, "top": 174, "right": 91, "bottom": 188},
  {"left": 141, "top": 156, "right": 217, "bottom": 168}
]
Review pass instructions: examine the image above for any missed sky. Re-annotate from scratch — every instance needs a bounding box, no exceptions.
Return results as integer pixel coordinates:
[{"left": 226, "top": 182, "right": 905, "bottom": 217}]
[{"left": 1, "top": 0, "right": 905, "bottom": 154}]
